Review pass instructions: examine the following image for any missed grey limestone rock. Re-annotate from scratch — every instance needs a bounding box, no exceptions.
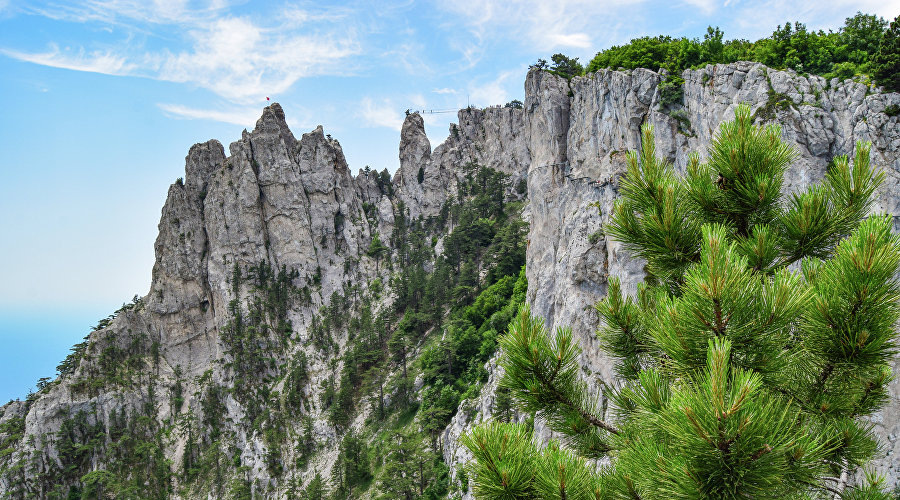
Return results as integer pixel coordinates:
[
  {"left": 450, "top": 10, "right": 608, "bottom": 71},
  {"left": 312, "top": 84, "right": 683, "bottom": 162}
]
[
  {"left": 2, "top": 66, "right": 898, "bottom": 498},
  {"left": 443, "top": 64, "right": 900, "bottom": 495}
]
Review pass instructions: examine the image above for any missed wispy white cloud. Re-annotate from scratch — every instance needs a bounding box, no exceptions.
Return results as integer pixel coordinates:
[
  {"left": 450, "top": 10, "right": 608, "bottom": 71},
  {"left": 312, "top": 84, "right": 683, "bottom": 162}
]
[
  {"left": 446, "top": 39, "right": 485, "bottom": 72},
  {"left": 438, "top": 0, "right": 647, "bottom": 55},
  {"left": 359, "top": 97, "right": 403, "bottom": 131},
  {"left": 6, "top": 4, "right": 361, "bottom": 105},
  {"left": 23, "top": 0, "right": 230, "bottom": 26},
  {"left": 409, "top": 94, "right": 427, "bottom": 109},
  {"left": 681, "top": 0, "right": 718, "bottom": 15},
  {"left": 468, "top": 71, "right": 517, "bottom": 108},
  {"left": 279, "top": 4, "right": 356, "bottom": 25},
  {"left": 360, "top": 97, "right": 404, "bottom": 131},
  {"left": 432, "top": 87, "right": 457, "bottom": 94},
  {"left": 157, "top": 103, "right": 263, "bottom": 126},
  {"left": 546, "top": 33, "right": 593, "bottom": 49},
  {"left": 158, "top": 16, "right": 359, "bottom": 102},
  {"left": 381, "top": 41, "right": 435, "bottom": 75},
  {"left": 1, "top": 45, "right": 139, "bottom": 75}
]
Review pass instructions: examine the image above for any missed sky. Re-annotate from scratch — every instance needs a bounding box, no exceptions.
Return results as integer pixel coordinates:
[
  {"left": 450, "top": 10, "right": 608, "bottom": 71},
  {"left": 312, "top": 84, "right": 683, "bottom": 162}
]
[{"left": 0, "top": 0, "right": 897, "bottom": 403}]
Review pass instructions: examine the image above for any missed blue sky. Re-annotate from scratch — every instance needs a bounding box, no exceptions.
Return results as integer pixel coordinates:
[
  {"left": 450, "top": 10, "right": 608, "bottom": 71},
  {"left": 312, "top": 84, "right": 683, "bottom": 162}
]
[{"left": 1, "top": 0, "right": 897, "bottom": 402}]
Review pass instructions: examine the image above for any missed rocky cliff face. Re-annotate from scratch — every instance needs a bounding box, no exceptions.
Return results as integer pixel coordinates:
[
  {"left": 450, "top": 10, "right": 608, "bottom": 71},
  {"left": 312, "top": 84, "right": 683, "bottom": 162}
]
[
  {"left": 443, "top": 62, "right": 900, "bottom": 497},
  {"left": 1, "top": 63, "right": 898, "bottom": 499},
  {"left": 0, "top": 97, "right": 533, "bottom": 498},
  {"left": 396, "top": 107, "right": 529, "bottom": 221},
  {"left": 0, "top": 104, "right": 391, "bottom": 498}
]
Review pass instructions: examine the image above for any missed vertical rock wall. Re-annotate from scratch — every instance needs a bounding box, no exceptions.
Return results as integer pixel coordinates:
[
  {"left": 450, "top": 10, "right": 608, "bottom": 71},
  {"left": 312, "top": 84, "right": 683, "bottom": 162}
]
[
  {"left": 2, "top": 63, "right": 898, "bottom": 498},
  {"left": 445, "top": 64, "right": 900, "bottom": 495}
]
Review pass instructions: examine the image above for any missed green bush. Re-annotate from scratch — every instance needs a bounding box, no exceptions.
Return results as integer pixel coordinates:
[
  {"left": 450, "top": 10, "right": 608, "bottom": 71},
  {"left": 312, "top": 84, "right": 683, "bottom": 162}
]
[
  {"left": 657, "top": 75, "right": 685, "bottom": 109},
  {"left": 582, "top": 13, "right": 890, "bottom": 83}
]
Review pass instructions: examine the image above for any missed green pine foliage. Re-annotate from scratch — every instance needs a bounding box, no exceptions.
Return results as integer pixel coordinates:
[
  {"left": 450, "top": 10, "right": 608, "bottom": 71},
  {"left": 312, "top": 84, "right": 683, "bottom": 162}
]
[
  {"left": 874, "top": 15, "right": 900, "bottom": 92},
  {"left": 1, "top": 394, "right": 173, "bottom": 499},
  {"left": 464, "top": 103, "right": 900, "bottom": 499},
  {"left": 548, "top": 53, "right": 585, "bottom": 80},
  {"left": 461, "top": 422, "right": 542, "bottom": 499},
  {"left": 301, "top": 472, "right": 328, "bottom": 499},
  {"left": 367, "top": 233, "right": 388, "bottom": 272},
  {"left": 419, "top": 269, "right": 528, "bottom": 443},
  {"left": 377, "top": 430, "right": 431, "bottom": 499},
  {"left": 331, "top": 430, "right": 372, "bottom": 498},
  {"left": 0, "top": 297, "right": 177, "bottom": 499}
]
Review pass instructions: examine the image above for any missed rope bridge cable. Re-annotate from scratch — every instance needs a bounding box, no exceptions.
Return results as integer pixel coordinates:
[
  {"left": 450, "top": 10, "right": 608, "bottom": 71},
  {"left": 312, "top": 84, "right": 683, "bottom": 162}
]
[{"left": 408, "top": 109, "right": 459, "bottom": 114}]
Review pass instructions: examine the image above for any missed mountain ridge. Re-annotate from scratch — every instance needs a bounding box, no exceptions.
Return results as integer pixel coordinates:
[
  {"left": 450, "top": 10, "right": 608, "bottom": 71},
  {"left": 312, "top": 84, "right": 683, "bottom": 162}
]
[{"left": 1, "top": 61, "right": 898, "bottom": 499}]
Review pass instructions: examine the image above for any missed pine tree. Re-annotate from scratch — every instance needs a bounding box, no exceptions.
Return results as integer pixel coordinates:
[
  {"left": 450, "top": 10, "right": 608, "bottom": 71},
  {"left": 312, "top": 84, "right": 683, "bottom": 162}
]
[
  {"left": 379, "top": 430, "right": 426, "bottom": 500},
  {"left": 332, "top": 430, "right": 371, "bottom": 498},
  {"left": 491, "top": 386, "right": 515, "bottom": 423},
  {"left": 463, "top": 104, "right": 900, "bottom": 499},
  {"left": 302, "top": 472, "right": 327, "bottom": 500},
  {"left": 367, "top": 233, "right": 388, "bottom": 273},
  {"left": 874, "top": 15, "right": 900, "bottom": 92}
]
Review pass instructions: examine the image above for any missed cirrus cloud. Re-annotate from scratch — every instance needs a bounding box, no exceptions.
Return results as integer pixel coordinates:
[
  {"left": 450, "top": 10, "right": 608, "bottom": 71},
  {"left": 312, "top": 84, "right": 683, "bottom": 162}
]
[
  {"left": 4, "top": 5, "right": 361, "bottom": 104},
  {"left": 360, "top": 97, "right": 404, "bottom": 131},
  {"left": 158, "top": 16, "right": 360, "bottom": 103},
  {"left": 1, "top": 44, "right": 139, "bottom": 75}
]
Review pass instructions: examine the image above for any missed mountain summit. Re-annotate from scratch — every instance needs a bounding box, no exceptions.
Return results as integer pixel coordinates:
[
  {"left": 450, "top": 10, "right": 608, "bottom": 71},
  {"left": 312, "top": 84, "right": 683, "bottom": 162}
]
[{"left": 1, "top": 63, "right": 898, "bottom": 498}]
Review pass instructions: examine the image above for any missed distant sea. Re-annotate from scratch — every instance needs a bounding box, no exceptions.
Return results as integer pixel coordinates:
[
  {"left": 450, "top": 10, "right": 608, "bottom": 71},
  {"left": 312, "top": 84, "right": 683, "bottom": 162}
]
[{"left": 0, "top": 306, "right": 110, "bottom": 403}]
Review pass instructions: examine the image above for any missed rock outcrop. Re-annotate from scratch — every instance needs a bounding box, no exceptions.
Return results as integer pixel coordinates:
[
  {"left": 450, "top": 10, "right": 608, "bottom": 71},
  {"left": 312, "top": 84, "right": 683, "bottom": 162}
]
[
  {"left": 445, "top": 63, "right": 900, "bottom": 497},
  {"left": 1, "top": 63, "right": 898, "bottom": 499}
]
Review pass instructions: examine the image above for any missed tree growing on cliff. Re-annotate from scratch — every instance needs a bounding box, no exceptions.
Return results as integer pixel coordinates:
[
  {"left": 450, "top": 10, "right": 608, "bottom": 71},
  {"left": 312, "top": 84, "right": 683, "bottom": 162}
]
[
  {"left": 367, "top": 233, "right": 388, "bottom": 272},
  {"left": 332, "top": 430, "right": 371, "bottom": 498},
  {"left": 585, "top": 13, "right": 889, "bottom": 81},
  {"left": 378, "top": 430, "right": 429, "bottom": 499},
  {"left": 463, "top": 103, "right": 900, "bottom": 499},
  {"left": 549, "top": 53, "right": 584, "bottom": 79},
  {"left": 874, "top": 15, "right": 900, "bottom": 92}
]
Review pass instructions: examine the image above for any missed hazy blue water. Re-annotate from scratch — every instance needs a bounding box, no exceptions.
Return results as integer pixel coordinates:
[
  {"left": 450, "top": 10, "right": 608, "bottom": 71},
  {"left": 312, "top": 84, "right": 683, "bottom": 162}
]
[{"left": 0, "top": 307, "right": 108, "bottom": 404}]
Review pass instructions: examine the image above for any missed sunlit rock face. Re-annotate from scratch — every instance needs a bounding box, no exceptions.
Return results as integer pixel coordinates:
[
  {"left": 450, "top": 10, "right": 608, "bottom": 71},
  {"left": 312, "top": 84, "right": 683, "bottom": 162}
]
[
  {"left": 1, "top": 64, "right": 897, "bottom": 498},
  {"left": 444, "top": 64, "right": 900, "bottom": 497}
]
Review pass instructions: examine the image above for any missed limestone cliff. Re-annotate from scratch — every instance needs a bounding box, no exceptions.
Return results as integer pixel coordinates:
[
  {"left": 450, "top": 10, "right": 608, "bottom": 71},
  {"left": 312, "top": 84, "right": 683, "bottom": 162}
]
[
  {"left": 0, "top": 63, "right": 898, "bottom": 499},
  {"left": 0, "top": 98, "right": 531, "bottom": 499},
  {"left": 443, "top": 63, "right": 900, "bottom": 497}
]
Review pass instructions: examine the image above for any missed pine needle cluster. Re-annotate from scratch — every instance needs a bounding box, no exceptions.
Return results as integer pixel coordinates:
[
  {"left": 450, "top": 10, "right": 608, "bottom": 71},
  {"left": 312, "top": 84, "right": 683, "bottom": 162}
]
[{"left": 463, "top": 103, "right": 900, "bottom": 499}]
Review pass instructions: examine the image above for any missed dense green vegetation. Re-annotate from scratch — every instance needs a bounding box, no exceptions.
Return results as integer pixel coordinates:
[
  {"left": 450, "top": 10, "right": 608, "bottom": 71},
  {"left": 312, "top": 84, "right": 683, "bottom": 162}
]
[
  {"left": 537, "top": 12, "right": 900, "bottom": 92},
  {"left": 316, "top": 163, "right": 528, "bottom": 498},
  {"left": 465, "top": 105, "right": 900, "bottom": 498},
  {"left": 532, "top": 54, "right": 585, "bottom": 80},
  {"left": 875, "top": 16, "right": 900, "bottom": 92}
]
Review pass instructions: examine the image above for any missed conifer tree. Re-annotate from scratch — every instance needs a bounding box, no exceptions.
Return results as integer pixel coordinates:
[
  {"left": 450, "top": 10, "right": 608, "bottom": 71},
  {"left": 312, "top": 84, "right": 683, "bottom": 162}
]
[
  {"left": 464, "top": 104, "right": 900, "bottom": 499},
  {"left": 874, "top": 15, "right": 900, "bottom": 92},
  {"left": 332, "top": 430, "right": 371, "bottom": 498},
  {"left": 379, "top": 430, "right": 427, "bottom": 500}
]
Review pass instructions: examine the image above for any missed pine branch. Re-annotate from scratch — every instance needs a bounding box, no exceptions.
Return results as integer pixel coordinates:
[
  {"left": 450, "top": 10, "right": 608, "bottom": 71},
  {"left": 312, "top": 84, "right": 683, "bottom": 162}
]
[
  {"left": 500, "top": 305, "right": 621, "bottom": 439},
  {"left": 800, "top": 479, "right": 842, "bottom": 496}
]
